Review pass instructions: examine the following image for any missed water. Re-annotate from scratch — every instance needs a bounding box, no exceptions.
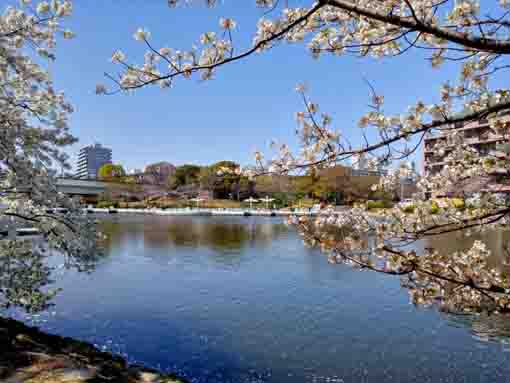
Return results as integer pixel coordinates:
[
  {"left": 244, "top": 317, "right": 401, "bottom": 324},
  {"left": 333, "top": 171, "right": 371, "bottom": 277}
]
[{"left": 7, "top": 215, "right": 510, "bottom": 382}]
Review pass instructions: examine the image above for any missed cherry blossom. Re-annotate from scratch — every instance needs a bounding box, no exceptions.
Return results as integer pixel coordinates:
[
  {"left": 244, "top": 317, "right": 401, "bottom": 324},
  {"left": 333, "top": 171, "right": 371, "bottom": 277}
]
[{"left": 0, "top": 1, "right": 99, "bottom": 312}]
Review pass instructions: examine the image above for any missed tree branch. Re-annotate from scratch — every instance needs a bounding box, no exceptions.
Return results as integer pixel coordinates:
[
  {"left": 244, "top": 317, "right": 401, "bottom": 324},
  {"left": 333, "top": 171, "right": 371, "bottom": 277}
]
[
  {"left": 112, "top": 2, "right": 325, "bottom": 90},
  {"left": 325, "top": 0, "right": 510, "bottom": 54}
]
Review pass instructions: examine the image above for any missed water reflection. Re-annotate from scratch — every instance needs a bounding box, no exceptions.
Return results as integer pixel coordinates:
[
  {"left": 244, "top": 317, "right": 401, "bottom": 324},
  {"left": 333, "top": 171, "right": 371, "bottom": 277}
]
[
  {"left": 423, "top": 229, "right": 510, "bottom": 290},
  {"left": 424, "top": 229, "right": 510, "bottom": 263},
  {"left": 98, "top": 216, "right": 510, "bottom": 340},
  {"left": 100, "top": 215, "right": 289, "bottom": 252},
  {"left": 446, "top": 312, "right": 510, "bottom": 343}
]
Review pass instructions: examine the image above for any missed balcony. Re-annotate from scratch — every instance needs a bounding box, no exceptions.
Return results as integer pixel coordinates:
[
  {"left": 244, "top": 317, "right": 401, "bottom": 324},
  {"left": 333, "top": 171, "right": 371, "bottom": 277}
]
[
  {"left": 425, "top": 160, "right": 447, "bottom": 167},
  {"left": 464, "top": 134, "right": 504, "bottom": 145}
]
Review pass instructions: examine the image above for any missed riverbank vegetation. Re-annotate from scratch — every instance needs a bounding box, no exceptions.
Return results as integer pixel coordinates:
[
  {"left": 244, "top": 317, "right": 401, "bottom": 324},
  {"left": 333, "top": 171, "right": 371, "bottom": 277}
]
[
  {"left": 96, "top": 197, "right": 327, "bottom": 210},
  {"left": 95, "top": 162, "right": 391, "bottom": 211}
]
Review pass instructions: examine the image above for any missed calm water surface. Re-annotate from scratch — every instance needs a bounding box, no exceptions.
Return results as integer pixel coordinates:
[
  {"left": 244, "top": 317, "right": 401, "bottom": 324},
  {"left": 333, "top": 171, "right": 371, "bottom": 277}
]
[{"left": 8, "top": 216, "right": 510, "bottom": 382}]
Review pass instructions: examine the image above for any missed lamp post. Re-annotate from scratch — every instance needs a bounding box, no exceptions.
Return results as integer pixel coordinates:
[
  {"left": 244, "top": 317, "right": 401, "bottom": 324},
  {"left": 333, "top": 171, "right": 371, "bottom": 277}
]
[
  {"left": 261, "top": 196, "right": 275, "bottom": 210},
  {"left": 244, "top": 197, "right": 259, "bottom": 209},
  {"left": 189, "top": 197, "right": 204, "bottom": 209}
]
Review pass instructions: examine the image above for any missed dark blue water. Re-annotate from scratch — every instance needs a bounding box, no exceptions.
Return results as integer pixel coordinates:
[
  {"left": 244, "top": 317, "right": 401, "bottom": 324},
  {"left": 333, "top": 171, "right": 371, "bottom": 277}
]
[{"left": 8, "top": 216, "right": 510, "bottom": 382}]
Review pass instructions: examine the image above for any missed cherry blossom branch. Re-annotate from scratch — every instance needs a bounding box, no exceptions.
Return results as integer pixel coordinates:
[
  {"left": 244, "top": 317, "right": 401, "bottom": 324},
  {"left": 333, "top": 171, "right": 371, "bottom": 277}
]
[
  {"left": 279, "top": 99, "right": 510, "bottom": 173},
  {"left": 107, "top": 2, "right": 325, "bottom": 91},
  {"left": 3, "top": 212, "right": 78, "bottom": 234},
  {"left": 299, "top": 221, "right": 509, "bottom": 304},
  {"left": 325, "top": 0, "right": 510, "bottom": 54}
]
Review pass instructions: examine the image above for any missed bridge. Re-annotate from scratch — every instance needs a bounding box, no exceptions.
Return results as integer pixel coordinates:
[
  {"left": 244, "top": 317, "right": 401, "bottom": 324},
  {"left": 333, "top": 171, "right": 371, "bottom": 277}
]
[
  {"left": 1, "top": 178, "right": 107, "bottom": 197},
  {"left": 5, "top": 178, "right": 170, "bottom": 203},
  {"left": 56, "top": 178, "right": 107, "bottom": 196},
  {"left": 55, "top": 178, "right": 171, "bottom": 202}
]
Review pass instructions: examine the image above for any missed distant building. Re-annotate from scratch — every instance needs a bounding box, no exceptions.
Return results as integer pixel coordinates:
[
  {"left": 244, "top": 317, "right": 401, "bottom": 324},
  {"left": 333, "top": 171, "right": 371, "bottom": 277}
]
[
  {"left": 423, "top": 112, "right": 510, "bottom": 175},
  {"left": 254, "top": 174, "right": 293, "bottom": 194},
  {"left": 352, "top": 153, "right": 368, "bottom": 171},
  {"left": 130, "top": 171, "right": 158, "bottom": 185},
  {"left": 423, "top": 111, "right": 510, "bottom": 195},
  {"left": 76, "top": 143, "right": 112, "bottom": 179},
  {"left": 125, "top": 162, "right": 176, "bottom": 185},
  {"left": 350, "top": 153, "right": 387, "bottom": 176},
  {"left": 351, "top": 168, "right": 387, "bottom": 176},
  {"left": 320, "top": 165, "right": 381, "bottom": 198},
  {"left": 144, "top": 161, "right": 176, "bottom": 184},
  {"left": 398, "top": 176, "right": 419, "bottom": 200}
]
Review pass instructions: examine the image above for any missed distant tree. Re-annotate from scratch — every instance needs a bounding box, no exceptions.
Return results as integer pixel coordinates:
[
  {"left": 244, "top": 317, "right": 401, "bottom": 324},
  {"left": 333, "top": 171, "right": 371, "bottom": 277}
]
[
  {"left": 98, "top": 163, "right": 125, "bottom": 180},
  {"left": 238, "top": 176, "right": 255, "bottom": 200},
  {"left": 199, "top": 161, "right": 241, "bottom": 199},
  {"left": 121, "top": 175, "right": 137, "bottom": 184},
  {"left": 168, "top": 164, "right": 202, "bottom": 189},
  {"left": 292, "top": 175, "right": 329, "bottom": 199},
  {"left": 272, "top": 192, "right": 289, "bottom": 208},
  {"left": 144, "top": 161, "right": 176, "bottom": 184},
  {"left": 198, "top": 166, "right": 215, "bottom": 190}
]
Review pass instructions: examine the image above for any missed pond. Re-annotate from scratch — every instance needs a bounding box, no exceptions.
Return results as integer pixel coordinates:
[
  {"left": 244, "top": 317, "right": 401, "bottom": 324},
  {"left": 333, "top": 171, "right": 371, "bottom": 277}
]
[{"left": 5, "top": 215, "right": 510, "bottom": 383}]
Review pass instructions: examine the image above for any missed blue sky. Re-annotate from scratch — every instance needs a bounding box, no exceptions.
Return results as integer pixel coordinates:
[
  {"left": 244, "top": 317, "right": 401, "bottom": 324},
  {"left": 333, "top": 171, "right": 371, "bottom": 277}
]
[{"left": 36, "top": 1, "right": 460, "bottom": 172}]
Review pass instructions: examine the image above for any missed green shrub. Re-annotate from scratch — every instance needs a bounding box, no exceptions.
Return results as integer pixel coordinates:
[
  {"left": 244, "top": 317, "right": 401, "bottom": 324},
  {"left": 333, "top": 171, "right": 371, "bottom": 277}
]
[
  {"left": 430, "top": 200, "right": 440, "bottom": 214},
  {"left": 483, "top": 158, "right": 496, "bottom": 168},
  {"left": 452, "top": 198, "right": 465, "bottom": 210},
  {"left": 366, "top": 200, "right": 394, "bottom": 210},
  {"left": 367, "top": 200, "right": 384, "bottom": 210},
  {"left": 97, "top": 201, "right": 117, "bottom": 209},
  {"left": 366, "top": 201, "right": 380, "bottom": 210},
  {"left": 402, "top": 204, "right": 416, "bottom": 213}
]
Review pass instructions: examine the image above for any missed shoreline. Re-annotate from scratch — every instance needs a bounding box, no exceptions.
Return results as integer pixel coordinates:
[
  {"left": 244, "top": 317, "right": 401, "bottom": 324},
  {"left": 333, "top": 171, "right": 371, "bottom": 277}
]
[
  {"left": 84, "top": 207, "right": 323, "bottom": 216},
  {"left": 0, "top": 316, "right": 188, "bottom": 382}
]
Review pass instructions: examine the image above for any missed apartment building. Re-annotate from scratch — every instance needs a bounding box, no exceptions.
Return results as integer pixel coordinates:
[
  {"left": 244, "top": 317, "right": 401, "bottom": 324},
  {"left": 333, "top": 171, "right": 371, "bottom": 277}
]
[
  {"left": 423, "top": 112, "right": 510, "bottom": 174},
  {"left": 423, "top": 111, "right": 510, "bottom": 194}
]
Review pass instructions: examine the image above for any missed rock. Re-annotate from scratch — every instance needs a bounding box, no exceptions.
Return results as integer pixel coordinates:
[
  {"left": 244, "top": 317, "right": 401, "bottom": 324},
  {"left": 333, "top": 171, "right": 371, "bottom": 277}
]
[
  {"left": 16, "top": 333, "right": 34, "bottom": 343},
  {"left": 139, "top": 371, "right": 162, "bottom": 382},
  {"left": 57, "top": 368, "right": 96, "bottom": 382},
  {"left": 0, "top": 366, "right": 8, "bottom": 379},
  {"left": 15, "top": 368, "right": 95, "bottom": 383},
  {"left": 0, "top": 316, "right": 190, "bottom": 383},
  {"left": 26, "top": 355, "right": 73, "bottom": 372}
]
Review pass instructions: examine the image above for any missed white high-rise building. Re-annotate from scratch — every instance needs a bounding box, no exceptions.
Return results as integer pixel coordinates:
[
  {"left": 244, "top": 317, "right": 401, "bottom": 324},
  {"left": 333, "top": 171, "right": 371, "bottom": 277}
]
[
  {"left": 352, "top": 153, "right": 368, "bottom": 171},
  {"left": 76, "top": 143, "right": 112, "bottom": 179}
]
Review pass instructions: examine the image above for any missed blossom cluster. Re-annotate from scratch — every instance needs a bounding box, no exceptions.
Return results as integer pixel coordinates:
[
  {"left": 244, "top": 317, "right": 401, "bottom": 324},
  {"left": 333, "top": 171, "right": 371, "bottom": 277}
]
[{"left": 0, "top": 1, "right": 100, "bottom": 313}]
